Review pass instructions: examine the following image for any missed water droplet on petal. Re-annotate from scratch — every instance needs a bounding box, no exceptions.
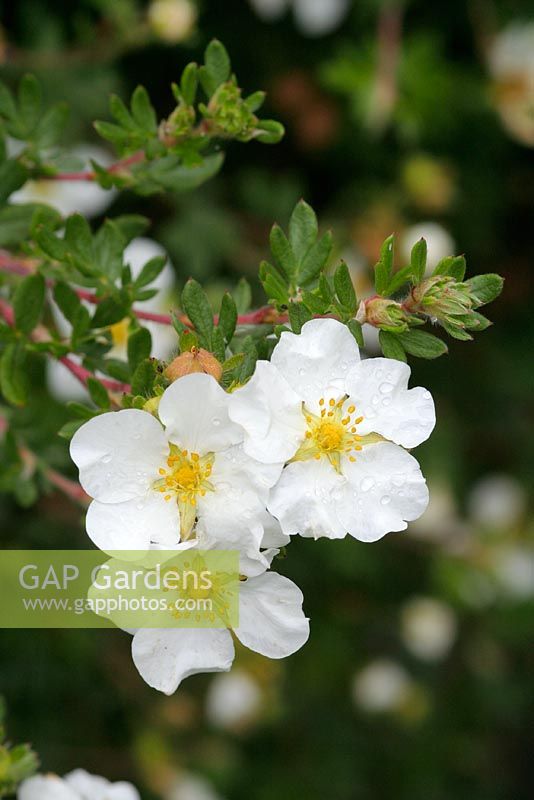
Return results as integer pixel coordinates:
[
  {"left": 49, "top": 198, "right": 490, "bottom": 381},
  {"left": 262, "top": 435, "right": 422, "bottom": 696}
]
[
  {"left": 382, "top": 397, "right": 391, "bottom": 407},
  {"left": 360, "top": 477, "right": 375, "bottom": 492},
  {"left": 101, "top": 454, "right": 112, "bottom": 464},
  {"left": 380, "top": 495, "right": 391, "bottom": 505},
  {"left": 212, "top": 417, "right": 221, "bottom": 427},
  {"left": 379, "top": 382, "right": 394, "bottom": 394}
]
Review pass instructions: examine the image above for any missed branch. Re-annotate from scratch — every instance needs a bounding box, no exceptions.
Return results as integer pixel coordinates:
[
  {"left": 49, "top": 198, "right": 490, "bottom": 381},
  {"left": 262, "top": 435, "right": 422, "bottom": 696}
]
[
  {"left": 0, "top": 297, "right": 131, "bottom": 395},
  {"left": 0, "top": 252, "right": 285, "bottom": 327},
  {"left": 43, "top": 151, "right": 146, "bottom": 182}
]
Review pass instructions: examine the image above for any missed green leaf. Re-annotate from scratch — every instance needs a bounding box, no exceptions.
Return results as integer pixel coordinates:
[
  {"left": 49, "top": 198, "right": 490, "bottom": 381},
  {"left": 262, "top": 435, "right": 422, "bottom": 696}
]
[
  {"left": 0, "top": 341, "right": 28, "bottom": 405},
  {"left": 441, "top": 321, "right": 473, "bottom": 341},
  {"left": 0, "top": 203, "right": 61, "bottom": 247},
  {"left": 259, "top": 260, "right": 290, "bottom": 307},
  {"left": 181, "top": 62, "right": 199, "bottom": 105},
  {"left": 133, "top": 256, "right": 167, "bottom": 290},
  {"left": 0, "top": 160, "right": 28, "bottom": 203},
  {"left": 211, "top": 326, "right": 226, "bottom": 362},
  {"left": 333, "top": 261, "right": 357, "bottom": 314},
  {"left": 131, "top": 86, "right": 157, "bottom": 132},
  {"left": 398, "top": 329, "right": 448, "bottom": 359},
  {"left": 255, "top": 120, "right": 285, "bottom": 144},
  {"left": 133, "top": 153, "right": 225, "bottom": 195},
  {"left": 181, "top": 279, "right": 214, "bottom": 348},
  {"left": 18, "top": 74, "right": 41, "bottom": 132},
  {"left": 218, "top": 293, "right": 238, "bottom": 343},
  {"left": 65, "top": 214, "right": 92, "bottom": 260},
  {"left": 298, "top": 231, "right": 333, "bottom": 286},
  {"left": 112, "top": 214, "right": 149, "bottom": 243},
  {"left": 86, "top": 377, "right": 110, "bottom": 409},
  {"left": 0, "top": 82, "right": 17, "bottom": 121},
  {"left": 288, "top": 301, "right": 312, "bottom": 333},
  {"left": 374, "top": 234, "right": 394, "bottom": 295},
  {"left": 33, "top": 102, "right": 69, "bottom": 148},
  {"left": 433, "top": 255, "right": 466, "bottom": 282},
  {"left": 204, "top": 40, "right": 231, "bottom": 89},
  {"left": 410, "top": 238, "right": 427, "bottom": 284},
  {"left": 233, "top": 277, "right": 251, "bottom": 313},
  {"left": 237, "top": 337, "right": 258, "bottom": 383},
  {"left": 463, "top": 311, "right": 492, "bottom": 331},
  {"left": 270, "top": 224, "right": 297, "bottom": 280},
  {"left": 289, "top": 200, "right": 318, "bottom": 263},
  {"left": 465, "top": 274, "right": 504, "bottom": 306},
  {"left": 385, "top": 263, "right": 415, "bottom": 295},
  {"left": 53, "top": 282, "right": 81, "bottom": 324},
  {"left": 13, "top": 273, "right": 45, "bottom": 335},
  {"left": 347, "top": 319, "right": 364, "bottom": 348},
  {"left": 92, "top": 297, "right": 129, "bottom": 328},
  {"left": 131, "top": 358, "right": 157, "bottom": 396},
  {"left": 58, "top": 419, "right": 86, "bottom": 440},
  {"left": 245, "top": 91, "right": 266, "bottom": 112},
  {"left": 379, "top": 330, "right": 407, "bottom": 361},
  {"left": 127, "top": 327, "right": 152, "bottom": 372}
]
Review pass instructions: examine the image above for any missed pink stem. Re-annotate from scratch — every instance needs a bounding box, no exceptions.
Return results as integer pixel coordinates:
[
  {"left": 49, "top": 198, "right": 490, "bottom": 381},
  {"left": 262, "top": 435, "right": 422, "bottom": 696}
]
[{"left": 47, "top": 151, "right": 146, "bottom": 182}]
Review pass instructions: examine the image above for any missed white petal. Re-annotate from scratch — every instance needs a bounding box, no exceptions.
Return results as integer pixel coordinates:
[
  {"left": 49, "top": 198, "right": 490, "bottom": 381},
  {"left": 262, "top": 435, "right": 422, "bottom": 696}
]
[
  {"left": 271, "top": 318, "right": 360, "bottom": 407},
  {"left": 268, "top": 458, "right": 350, "bottom": 539},
  {"left": 132, "top": 628, "right": 234, "bottom": 694},
  {"left": 86, "top": 492, "right": 180, "bottom": 556},
  {"left": 18, "top": 776, "right": 78, "bottom": 800},
  {"left": 234, "top": 572, "right": 309, "bottom": 658},
  {"left": 345, "top": 358, "right": 435, "bottom": 448},
  {"left": 70, "top": 410, "right": 168, "bottom": 503},
  {"left": 64, "top": 770, "right": 140, "bottom": 800},
  {"left": 229, "top": 360, "right": 305, "bottom": 463},
  {"left": 337, "top": 442, "right": 430, "bottom": 541},
  {"left": 158, "top": 373, "right": 243, "bottom": 455}
]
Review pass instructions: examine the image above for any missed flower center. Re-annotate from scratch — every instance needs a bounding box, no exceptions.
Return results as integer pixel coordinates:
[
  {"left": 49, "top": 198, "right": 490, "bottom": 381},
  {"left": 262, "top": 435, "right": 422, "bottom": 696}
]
[
  {"left": 292, "top": 395, "right": 364, "bottom": 472},
  {"left": 110, "top": 318, "right": 130, "bottom": 348},
  {"left": 153, "top": 447, "right": 215, "bottom": 539}
]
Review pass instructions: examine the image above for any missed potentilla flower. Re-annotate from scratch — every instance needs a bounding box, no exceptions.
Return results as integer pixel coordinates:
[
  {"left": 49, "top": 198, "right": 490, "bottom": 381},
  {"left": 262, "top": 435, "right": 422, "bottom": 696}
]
[
  {"left": 129, "top": 568, "right": 309, "bottom": 694},
  {"left": 230, "top": 319, "right": 434, "bottom": 541},
  {"left": 18, "top": 769, "right": 140, "bottom": 800},
  {"left": 70, "top": 373, "right": 282, "bottom": 566}
]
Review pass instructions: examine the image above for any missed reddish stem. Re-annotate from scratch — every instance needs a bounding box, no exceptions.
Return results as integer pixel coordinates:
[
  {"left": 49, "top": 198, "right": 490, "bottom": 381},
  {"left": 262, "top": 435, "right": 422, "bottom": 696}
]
[
  {"left": 0, "top": 297, "right": 131, "bottom": 394},
  {"left": 47, "top": 151, "right": 146, "bottom": 182}
]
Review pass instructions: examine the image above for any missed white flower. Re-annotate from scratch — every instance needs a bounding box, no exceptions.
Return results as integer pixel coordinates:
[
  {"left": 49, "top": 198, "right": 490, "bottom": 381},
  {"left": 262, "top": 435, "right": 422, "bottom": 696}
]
[
  {"left": 18, "top": 769, "right": 139, "bottom": 800},
  {"left": 351, "top": 659, "right": 412, "bottom": 713},
  {"left": 400, "top": 596, "right": 457, "bottom": 661},
  {"left": 468, "top": 473, "right": 527, "bottom": 529},
  {"left": 70, "top": 373, "right": 282, "bottom": 567},
  {"left": 48, "top": 237, "right": 176, "bottom": 401},
  {"left": 230, "top": 318, "right": 434, "bottom": 542},
  {"left": 10, "top": 145, "right": 115, "bottom": 218},
  {"left": 400, "top": 222, "right": 456, "bottom": 274},
  {"left": 148, "top": 0, "right": 197, "bottom": 43},
  {"left": 130, "top": 569, "right": 309, "bottom": 694},
  {"left": 248, "top": 0, "right": 350, "bottom": 37},
  {"left": 206, "top": 669, "right": 263, "bottom": 729}
]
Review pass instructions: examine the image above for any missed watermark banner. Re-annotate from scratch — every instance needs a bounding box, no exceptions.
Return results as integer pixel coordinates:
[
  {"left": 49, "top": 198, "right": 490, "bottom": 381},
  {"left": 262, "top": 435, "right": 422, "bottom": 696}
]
[{"left": 0, "top": 550, "right": 240, "bottom": 629}]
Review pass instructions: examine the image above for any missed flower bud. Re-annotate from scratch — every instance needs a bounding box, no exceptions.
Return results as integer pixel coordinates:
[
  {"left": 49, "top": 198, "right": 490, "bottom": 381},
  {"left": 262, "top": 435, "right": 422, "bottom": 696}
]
[
  {"left": 202, "top": 80, "right": 259, "bottom": 141},
  {"left": 164, "top": 347, "right": 223, "bottom": 382},
  {"left": 357, "top": 296, "right": 410, "bottom": 332},
  {"left": 406, "top": 276, "right": 472, "bottom": 324}
]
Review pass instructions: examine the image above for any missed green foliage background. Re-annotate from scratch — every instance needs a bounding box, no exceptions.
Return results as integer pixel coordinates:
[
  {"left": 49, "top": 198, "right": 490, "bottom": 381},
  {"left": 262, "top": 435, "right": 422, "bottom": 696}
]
[{"left": 0, "top": 1, "right": 532, "bottom": 798}]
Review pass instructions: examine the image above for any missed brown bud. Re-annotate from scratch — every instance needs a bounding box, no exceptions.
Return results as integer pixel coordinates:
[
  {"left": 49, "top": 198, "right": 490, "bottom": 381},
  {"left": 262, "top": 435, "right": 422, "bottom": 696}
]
[{"left": 164, "top": 347, "right": 223, "bottom": 382}]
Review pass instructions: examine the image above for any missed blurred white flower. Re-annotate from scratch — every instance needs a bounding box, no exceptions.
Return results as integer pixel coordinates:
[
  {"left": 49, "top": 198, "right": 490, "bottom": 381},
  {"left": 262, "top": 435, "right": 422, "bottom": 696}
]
[
  {"left": 18, "top": 769, "right": 139, "bottom": 800},
  {"left": 206, "top": 669, "right": 262, "bottom": 730},
  {"left": 400, "top": 596, "right": 457, "bottom": 662},
  {"left": 148, "top": 0, "right": 197, "bottom": 43},
  {"left": 400, "top": 222, "right": 456, "bottom": 274},
  {"left": 166, "top": 772, "right": 224, "bottom": 800},
  {"left": 492, "top": 546, "right": 534, "bottom": 599},
  {"left": 10, "top": 145, "right": 115, "bottom": 219},
  {"left": 468, "top": 474, "right": 527, "bottom": 529},
  {"left": 488, "top": 23, "right": 534, "bottom": 147},
  {"left": 249, "top": 0, "right": 350, "bottom": 36},
  {"left": 351, "top": 659, "right": 412, "bottom": 713},
  {"left": 47, "top": 237, "right": 177, "bottom": 401}
]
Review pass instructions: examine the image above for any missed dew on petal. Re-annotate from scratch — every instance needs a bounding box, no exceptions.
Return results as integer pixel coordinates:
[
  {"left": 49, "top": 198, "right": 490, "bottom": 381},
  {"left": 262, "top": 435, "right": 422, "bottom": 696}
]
[
  {"left": 360, "top": 477, "right": 376, "bottom": 492},
  {"left": 379, "top": 382, "right": 394, "bottom": 394},
  {"left": 380, "top": 495, "right": 391, "bottom": 505}
]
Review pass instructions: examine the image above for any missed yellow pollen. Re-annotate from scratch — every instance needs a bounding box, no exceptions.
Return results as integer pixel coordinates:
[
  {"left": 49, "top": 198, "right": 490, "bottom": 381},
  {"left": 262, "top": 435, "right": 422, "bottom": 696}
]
[
  {"left": 292, "top": 398, "right": 367, "bottom": 471},
  {"left": 319, "top": 398, "right": 325, "bottom": 406},
  {"left": 348, "top": 405, "right": 356, "bottom": 414},
  {"left": 329, "top": 398, "right": 335, "bottom": 407}
]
